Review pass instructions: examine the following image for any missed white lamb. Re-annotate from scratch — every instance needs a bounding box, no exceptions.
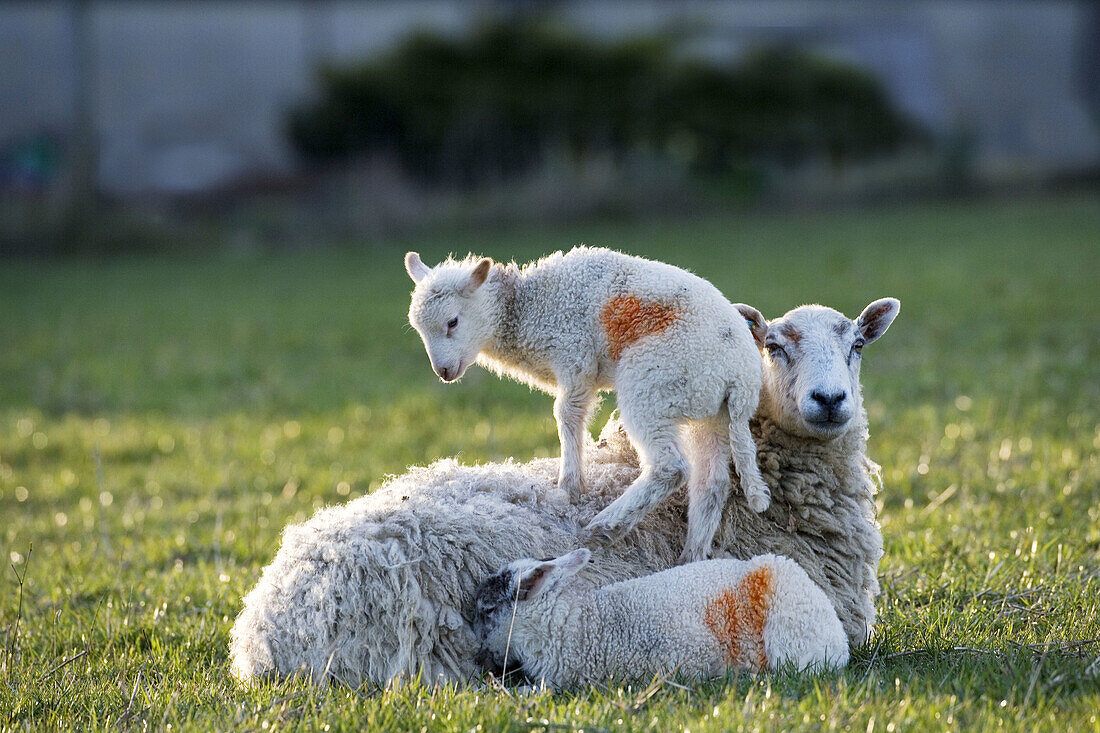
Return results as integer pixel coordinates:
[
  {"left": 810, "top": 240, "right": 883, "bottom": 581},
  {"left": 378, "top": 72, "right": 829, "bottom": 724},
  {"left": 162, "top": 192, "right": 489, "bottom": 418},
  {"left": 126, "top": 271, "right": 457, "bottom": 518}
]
[
  {"left": 229, "top": 298, "right": 899, "bottom": 687},
  {"left": 472, "top": 549, "right": 849, "bottom": 689},
  {"left": 405, "top": 247, "right": 770, "bottom": 562}
]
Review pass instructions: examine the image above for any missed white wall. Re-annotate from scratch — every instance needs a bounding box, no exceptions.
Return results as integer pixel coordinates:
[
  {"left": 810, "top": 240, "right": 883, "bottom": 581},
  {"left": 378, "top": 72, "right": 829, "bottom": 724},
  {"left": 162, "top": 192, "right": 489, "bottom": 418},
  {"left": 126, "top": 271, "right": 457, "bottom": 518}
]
[{"left": 1, "top": 0, "right": 1096, "bottom": 194}]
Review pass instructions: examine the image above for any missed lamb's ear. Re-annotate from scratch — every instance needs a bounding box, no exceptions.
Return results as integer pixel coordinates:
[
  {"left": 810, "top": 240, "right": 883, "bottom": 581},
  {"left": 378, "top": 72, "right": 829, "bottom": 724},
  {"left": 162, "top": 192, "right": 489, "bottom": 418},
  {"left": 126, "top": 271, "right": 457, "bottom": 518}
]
[
  {"left": 461, "top": 257, "right": 493, "bottom": 295},
  {"left": 516, "top": 549, "right": 591, "bottom": 601},
  {"left": 405, "top": 252, "right": 431, "bottom": 283},
  {"left": 734, "top": 303, "right": 768, "bottom": 348},
  {"left": 856, "top": 298, "right": 900, "bottom": 344}
]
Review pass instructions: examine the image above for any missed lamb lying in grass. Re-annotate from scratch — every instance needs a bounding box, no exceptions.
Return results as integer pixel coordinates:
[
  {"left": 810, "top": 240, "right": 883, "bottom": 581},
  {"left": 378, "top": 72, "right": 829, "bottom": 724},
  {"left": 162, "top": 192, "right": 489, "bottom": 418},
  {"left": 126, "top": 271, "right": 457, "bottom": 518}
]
[
  {"left": 472, "top": 549, "right": 849, "bottom": 689},
  {"left": 229, "top": 298, "right": 898, "bottom": 687},
  {"left": 405, "top": 247, "right": 770, "bottom": 562}
]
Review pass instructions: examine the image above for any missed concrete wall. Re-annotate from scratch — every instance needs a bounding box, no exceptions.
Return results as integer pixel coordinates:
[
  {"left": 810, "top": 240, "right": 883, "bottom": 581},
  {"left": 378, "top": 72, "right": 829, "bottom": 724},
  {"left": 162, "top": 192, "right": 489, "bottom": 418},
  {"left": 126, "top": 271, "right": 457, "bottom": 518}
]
[{"left": 1, "top": 0, "right": 1096, "bottom": 194}]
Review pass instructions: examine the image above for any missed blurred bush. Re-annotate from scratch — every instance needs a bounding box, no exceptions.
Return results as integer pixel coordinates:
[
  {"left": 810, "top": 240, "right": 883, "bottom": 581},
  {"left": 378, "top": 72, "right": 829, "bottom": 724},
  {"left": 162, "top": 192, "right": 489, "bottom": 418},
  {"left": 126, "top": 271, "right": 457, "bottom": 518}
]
[{"left": 289, "top": 21, "right": 924, "bottom": 186}]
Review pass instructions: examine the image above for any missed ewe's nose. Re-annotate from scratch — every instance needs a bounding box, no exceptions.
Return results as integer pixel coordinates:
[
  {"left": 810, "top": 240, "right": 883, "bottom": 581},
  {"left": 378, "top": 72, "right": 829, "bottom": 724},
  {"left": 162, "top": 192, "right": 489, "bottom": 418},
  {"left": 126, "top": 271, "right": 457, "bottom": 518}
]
[
  {"left": 811, "top": 390, "right": 847, "bottom": 408},
  {"left": 437, "top": 366, "right": 453, "bottom": 381}
]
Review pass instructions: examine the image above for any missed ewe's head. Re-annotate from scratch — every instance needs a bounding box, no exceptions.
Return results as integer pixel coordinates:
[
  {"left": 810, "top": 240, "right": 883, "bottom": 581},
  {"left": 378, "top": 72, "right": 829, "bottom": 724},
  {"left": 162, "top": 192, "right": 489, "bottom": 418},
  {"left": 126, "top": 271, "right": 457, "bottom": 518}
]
[
  {"left": 471, "top": 548, "right": 590, "bottom": 676},
  {"left": 405, "top": 252, "right": 496, "bottom": 383},
  {"left": 760, "top": 298, "right": 899, "bottom": 441}
]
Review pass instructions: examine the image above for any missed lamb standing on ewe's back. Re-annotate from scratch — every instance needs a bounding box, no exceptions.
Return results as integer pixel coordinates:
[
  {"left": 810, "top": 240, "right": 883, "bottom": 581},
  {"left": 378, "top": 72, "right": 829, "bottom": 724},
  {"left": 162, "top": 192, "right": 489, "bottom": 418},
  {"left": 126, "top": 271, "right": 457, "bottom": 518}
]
[
  {"left": 404, "top": 247, "right": 770, "bottom": 562},
  {"left": 472, "top": 549, "right": 849, "bottom": 688},
  {"left": 229, "top": 298, "right": 899, "bottom": 688}
]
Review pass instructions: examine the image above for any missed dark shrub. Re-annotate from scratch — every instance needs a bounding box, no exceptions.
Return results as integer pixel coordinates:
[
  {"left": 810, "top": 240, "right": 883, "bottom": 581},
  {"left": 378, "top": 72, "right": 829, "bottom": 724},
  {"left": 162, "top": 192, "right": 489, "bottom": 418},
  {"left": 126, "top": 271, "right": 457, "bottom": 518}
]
[{"left": 289, "top": 21, "right": 922, "bottom": 186}]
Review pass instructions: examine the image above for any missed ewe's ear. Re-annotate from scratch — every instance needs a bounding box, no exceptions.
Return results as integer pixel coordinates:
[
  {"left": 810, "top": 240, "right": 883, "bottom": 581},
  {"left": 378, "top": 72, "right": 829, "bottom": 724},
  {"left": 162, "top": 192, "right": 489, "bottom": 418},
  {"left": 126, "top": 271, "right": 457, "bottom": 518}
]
[
  {"left": 516, "top": 549, "right": 590, "bottom": 601},
  {"left": 856, "top": 298, "right": 900, "bottom": 344},
  {"left": 461, "top": 257, "right": 493, "bottom": 296},
  {"left": 734, "top": 303, "right": 768, "bottom": 348},
  {"left": 405, "top": 252, "right": 431, "bottom": 283}
]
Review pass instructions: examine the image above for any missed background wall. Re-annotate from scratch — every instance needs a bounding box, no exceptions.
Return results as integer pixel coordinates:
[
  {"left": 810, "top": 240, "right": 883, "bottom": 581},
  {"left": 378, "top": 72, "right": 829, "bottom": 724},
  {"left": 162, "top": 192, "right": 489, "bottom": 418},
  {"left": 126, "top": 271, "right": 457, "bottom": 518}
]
[{"left": 2, "top": 0, "right": 1097, "bottom": 196}]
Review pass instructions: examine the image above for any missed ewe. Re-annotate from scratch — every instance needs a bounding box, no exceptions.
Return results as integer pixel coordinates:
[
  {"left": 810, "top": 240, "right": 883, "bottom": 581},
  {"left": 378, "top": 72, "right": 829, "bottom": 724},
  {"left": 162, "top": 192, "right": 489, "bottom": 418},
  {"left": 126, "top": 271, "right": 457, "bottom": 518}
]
[
  {"left": 473, "top": 549, "right": 849, "bottom": 689},
  {"left": 405, "top": 247, "right": 769, "bottom": 562},
  {"left": 230, "top": 298, "right": 899, "bottom": 687}
]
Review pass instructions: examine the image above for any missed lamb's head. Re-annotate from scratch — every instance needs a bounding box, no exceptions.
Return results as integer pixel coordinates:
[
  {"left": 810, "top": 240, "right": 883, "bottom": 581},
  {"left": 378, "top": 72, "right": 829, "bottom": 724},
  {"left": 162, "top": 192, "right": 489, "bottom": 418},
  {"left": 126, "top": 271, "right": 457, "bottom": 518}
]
[
  {"left": 759, "top": 298, "right": 899, "bottom": 441},
  {"left": 471, "top": 548, "right": 590, "bottom": 677},
  {"left": 405, "top": 252, "right": 496, "bottom": 382}
]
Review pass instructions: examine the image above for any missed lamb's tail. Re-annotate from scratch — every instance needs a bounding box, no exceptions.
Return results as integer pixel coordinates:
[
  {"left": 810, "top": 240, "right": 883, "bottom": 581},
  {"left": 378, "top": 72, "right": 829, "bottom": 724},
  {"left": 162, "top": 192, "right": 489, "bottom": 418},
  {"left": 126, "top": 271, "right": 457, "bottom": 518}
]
[{"left": 726, "top": 388, "right": 770, "bottom": 513}]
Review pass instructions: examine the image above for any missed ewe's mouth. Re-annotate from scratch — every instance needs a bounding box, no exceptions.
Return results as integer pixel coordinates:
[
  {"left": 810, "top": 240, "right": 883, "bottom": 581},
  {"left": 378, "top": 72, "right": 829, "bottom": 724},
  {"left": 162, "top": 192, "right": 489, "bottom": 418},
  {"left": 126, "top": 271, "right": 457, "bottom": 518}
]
[{"left": 804, "top": 416, "right": 850, "bottom": 435}]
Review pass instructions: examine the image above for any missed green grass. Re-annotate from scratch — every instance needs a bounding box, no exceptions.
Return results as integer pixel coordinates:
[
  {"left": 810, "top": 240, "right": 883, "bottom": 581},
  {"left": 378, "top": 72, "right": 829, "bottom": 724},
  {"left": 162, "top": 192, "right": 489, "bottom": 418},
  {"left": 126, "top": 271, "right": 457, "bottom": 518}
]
[{"left": 2, "top": 194, "right": 1099, "bottom": 730}]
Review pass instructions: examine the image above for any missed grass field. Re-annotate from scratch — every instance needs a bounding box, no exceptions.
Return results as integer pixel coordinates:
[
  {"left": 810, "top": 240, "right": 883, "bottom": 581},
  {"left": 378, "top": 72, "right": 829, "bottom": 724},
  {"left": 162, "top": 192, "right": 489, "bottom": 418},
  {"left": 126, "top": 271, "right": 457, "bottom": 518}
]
[{"left": 1, "top": 194, "right": 1098, "bottom": 730}]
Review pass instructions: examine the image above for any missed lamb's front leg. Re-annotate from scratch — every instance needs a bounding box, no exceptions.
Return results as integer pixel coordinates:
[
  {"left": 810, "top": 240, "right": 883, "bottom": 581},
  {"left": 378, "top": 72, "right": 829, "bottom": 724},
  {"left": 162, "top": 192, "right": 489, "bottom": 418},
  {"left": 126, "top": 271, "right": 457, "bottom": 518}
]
[
  {"left": 581, "top": 413, "right": 687, "bottom": 545},
  {"left": 555, "top": 383, "right": 595, "bottom": 502}
]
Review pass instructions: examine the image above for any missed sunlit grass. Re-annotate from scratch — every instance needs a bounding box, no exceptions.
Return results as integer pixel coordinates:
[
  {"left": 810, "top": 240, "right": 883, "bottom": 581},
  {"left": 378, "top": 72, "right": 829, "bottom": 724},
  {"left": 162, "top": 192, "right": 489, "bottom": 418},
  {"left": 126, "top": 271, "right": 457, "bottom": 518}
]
[{"left": 1, "top": 194, "right": 1098, "bottom": 729}]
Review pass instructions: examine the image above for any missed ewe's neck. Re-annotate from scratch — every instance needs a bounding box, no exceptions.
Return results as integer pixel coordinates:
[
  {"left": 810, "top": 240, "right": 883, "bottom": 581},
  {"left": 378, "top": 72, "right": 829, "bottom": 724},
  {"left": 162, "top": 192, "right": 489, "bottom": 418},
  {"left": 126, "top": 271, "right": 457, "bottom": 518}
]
[
  {"left": 751, "top": 402, "right": 869, "bottom": 468},
  {"left": 749, "top": 400, "right": 876, "bottom": 514}
]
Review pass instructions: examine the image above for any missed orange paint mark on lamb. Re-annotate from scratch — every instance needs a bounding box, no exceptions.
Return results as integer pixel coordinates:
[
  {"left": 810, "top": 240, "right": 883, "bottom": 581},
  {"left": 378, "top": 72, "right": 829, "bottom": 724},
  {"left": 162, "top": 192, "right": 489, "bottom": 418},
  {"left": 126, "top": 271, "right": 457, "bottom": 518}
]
[
  {"left": 702, "top": 565, "right": 776, "bottom": 671},
  {"left": 600, "top": 295, "right": 680, "bottom": 360}
]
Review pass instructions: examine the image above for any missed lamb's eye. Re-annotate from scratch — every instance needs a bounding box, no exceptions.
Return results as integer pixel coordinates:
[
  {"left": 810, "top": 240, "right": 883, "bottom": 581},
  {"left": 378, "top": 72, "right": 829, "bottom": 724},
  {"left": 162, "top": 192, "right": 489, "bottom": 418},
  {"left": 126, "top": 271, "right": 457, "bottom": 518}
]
[
  {"left": 766, "top": 343, "right": 788, "bottom": 362},
  {"left": 852, "top": 340, "right": 864, "bottom": 355},
  {"left": 447, "top": 317, "right": 459, "bottom": 330}
]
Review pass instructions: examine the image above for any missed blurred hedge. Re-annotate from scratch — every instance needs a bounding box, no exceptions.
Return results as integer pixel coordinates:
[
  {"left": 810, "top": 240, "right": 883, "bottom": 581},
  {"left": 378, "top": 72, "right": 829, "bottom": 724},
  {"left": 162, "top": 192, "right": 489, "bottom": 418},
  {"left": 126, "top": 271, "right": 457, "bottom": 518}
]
[{"left": 289, "top": 22, "right": 922, "bottom": 186}]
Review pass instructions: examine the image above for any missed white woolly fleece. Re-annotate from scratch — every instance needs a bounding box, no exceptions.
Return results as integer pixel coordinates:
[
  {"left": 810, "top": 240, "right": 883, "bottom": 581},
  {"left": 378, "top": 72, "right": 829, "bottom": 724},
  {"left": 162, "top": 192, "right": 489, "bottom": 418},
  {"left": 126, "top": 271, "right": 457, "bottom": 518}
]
[
  {"left": 477, "top": 553, "right": 849, "bottom": 689},
  {"left": 405, "top": 246, "right": 771, "bottom": 562},
  {"left": 230, "top": 301, "right": 894, "bottom": 688},
  {"left": 229, "top": 410, "right": 881, "bottom": 687}
]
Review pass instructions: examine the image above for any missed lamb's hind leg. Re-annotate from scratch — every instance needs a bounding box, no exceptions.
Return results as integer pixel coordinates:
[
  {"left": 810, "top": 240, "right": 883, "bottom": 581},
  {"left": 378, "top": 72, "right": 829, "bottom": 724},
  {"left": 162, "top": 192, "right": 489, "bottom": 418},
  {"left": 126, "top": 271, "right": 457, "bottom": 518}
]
[
  {"left": 555, "top": 383, "right": 596, "bottom": 502},
  {"left": 582, "top": 409, "right": 688, "bottom": 545},
  {"left": 728, "top": 389, "right": 770, "bottom": 513},
  {"left": 679, "top": 422, "right": 732, "bottom": 564}
]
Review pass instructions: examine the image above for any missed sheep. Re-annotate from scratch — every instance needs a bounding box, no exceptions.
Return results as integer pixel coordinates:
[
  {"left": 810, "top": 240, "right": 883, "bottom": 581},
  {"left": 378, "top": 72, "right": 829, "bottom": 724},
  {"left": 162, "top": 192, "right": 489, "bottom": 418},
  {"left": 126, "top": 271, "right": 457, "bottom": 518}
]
[
  {"left": 404, "top": 247, "right": 770, "bottom": 563},
  {"left": 229, "top": 298, "right": 898, "bottom": 688},
  {"left": 472, "top": 549, "right": 849, "bottom": 689}
]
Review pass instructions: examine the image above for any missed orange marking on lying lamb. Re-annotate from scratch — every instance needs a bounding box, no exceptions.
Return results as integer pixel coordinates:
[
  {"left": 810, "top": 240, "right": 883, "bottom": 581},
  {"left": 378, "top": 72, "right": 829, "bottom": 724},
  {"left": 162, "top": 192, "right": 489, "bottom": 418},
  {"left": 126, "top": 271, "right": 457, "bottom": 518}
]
[
  {"left": 702, "top": 565, "right": 776, "bottom": 671},
  {"left": 600, "top": 295, "right": 680, "bottom": 361}
]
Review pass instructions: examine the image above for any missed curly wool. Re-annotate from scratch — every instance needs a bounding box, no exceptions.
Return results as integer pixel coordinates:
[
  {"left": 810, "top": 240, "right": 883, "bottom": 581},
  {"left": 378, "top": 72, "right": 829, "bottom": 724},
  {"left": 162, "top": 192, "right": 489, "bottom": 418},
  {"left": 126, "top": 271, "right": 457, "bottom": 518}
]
[
  {"left": 405, "top": 246, "right": 770, "bottom": 559},
  {"left": 229, "top": 409, "right": 881, "bottom": 687},
  {"left": 597, "top": 409, "right": 882, "bottom": 648}
]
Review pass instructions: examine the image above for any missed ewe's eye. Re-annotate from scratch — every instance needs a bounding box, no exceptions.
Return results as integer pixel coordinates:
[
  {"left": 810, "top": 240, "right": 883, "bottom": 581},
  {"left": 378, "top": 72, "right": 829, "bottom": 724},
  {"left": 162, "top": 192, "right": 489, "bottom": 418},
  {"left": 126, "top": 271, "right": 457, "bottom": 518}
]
[
  {"left": 766, "top": 343, "right": 788, "bottom": 363},
  {"left": 446, "top": 317, "right": 459, "bottom": 336},
  {"left": 848, "top": 339, "right": 864, "bottom": 365}
]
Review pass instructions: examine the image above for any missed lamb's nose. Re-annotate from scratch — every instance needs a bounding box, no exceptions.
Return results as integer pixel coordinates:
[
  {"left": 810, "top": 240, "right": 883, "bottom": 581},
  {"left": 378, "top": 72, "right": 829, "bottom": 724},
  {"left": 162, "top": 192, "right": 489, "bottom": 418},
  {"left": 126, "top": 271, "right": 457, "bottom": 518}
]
[
  {"left": 438, "top": 366, "right": 452, "bottom": 381},
  {"left": 811, "top": 390, "right": 847, "bottom": 408}
]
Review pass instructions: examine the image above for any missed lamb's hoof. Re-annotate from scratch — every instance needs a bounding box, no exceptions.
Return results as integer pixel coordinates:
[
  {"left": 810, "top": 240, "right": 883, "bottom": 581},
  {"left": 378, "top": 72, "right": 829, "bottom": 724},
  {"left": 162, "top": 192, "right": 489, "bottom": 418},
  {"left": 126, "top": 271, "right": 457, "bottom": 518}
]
[
  {"left": 577, "top": 526, "right": 610, "bottom": 548},
  {"left": 578, "top": 521, "right": 623, "bottom": 547},
  {"left": 747, "top": 490, "right": 771, "bottom": 514}
]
